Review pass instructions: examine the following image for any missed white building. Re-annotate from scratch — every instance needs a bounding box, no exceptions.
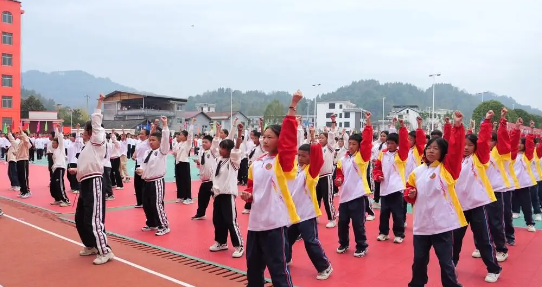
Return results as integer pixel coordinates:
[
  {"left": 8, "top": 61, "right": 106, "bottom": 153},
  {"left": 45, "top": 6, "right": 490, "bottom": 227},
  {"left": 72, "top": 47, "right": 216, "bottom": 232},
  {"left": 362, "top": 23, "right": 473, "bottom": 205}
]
[
  {"left": 183, "top": 111, "right": 212, "bottom": 134},
  {"left": 388, "top": 105, "right": 421, "bottom": 129},
  {"left": 316, "top": 101, "right": 365, "bottom": 131},
  {"left": 195, "top": 103, "right": 216, "bottom": 113},
  {"left": 424, "top": 107, "right": 453, "bottom": 131},
  {"left": 206, "top": 111, "right": 249, "bottom": 132}
]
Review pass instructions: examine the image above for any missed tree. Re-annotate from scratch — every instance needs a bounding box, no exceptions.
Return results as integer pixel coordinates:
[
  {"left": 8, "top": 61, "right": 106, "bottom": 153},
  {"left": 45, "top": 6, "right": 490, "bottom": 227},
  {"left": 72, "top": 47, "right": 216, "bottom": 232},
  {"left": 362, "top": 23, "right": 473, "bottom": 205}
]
[
  {"left": 20, "top": 95, "right": 47, "bottom": 118},
  {"left": 471, "top": 100, "right": 542, "bottom": 129},
  {"left": 263, "top": 100, "right": 285, "bottom": 125},
  {"left": 58, "top": 107, "right": 90, "bottom": 128}
]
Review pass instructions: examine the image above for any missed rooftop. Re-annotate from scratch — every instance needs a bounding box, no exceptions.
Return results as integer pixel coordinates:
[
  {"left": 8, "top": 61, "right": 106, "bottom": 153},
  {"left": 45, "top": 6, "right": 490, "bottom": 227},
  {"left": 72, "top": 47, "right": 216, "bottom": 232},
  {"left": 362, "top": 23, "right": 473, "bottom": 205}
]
[
  {"left": 104, "top": 91, "right": 187, "bottom": 103},
  {"left": 184, "top": 111, "right": 211, "bottom": 120},
  {"left": 206, "top": 111, "right": 245, "bottom": 119}
]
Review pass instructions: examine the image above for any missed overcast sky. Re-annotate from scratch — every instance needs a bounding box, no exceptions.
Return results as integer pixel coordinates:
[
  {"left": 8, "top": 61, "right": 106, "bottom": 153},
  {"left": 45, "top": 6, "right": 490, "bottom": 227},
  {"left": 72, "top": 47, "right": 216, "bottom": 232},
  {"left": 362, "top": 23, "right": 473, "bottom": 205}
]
[{"left": 20, "top": 0, "right": 542, "bottom": 109}]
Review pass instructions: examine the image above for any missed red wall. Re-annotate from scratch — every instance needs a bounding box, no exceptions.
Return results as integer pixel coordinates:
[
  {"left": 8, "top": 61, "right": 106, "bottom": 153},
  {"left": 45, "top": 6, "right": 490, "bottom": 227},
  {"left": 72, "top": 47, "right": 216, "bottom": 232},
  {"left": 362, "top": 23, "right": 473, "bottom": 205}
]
[{"left": 0, "top": 0, "right": 22, "bottom": 131}]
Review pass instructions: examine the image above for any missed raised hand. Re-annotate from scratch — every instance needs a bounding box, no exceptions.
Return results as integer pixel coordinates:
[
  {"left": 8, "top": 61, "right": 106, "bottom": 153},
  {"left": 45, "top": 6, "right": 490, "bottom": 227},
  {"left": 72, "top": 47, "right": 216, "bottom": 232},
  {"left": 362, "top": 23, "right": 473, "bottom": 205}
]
[
  {"left": 161, "top": 116, "right": 168, "bottom": 126},
  {"left": 192, "top": 117, "right": 196, "bottom": 124},
  {"left": 399, "top": 119, "right": 405, "bottom": 127},
  {"left": 291, "top": 90, "right": 303, "bottom": 105},
  {"left": 407, "top": 187, "right": 417, "bottom": 199},
  {"left": 98, "top": 94, "right": 105, "bottom": 102},
  {"left": 501, "top": 107, "right": 507, "bottom": 118},
  {"left": 416, "top": 116, "right": 422, "bottom": 126},
  {"left": 237, "top": 123, "right": 244, "bottom": 131},
  {"left": 330, "top": 114, "right": 337, "bottom": 122},
  {"left": 445, "top": 117, "right": 450, "bottom": 125},
  {"left": 530, "top": 120, "right": 535, "bottom": 128},
  {"left": 453, "top": 111, "right": 463, "bottom": 127},
  {"left": 515, "top": 117, "right": 523, "bottom": 129},
  {"left": 486, "top": 110, "right": 494, "bottom": 120}
]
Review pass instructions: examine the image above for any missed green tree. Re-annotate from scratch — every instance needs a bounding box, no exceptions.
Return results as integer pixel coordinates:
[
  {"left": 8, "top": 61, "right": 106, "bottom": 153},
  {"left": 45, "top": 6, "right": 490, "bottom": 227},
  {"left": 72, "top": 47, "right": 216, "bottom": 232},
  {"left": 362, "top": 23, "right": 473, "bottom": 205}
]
[
  {"left": 263, "top": 100, "right": 285, "bottom": 125},
  {"left": 20, "top": 95, "right": 47, "bottom": 118},
  {"left": 58, "top": 107, "right": 90, "bottom": 128}
]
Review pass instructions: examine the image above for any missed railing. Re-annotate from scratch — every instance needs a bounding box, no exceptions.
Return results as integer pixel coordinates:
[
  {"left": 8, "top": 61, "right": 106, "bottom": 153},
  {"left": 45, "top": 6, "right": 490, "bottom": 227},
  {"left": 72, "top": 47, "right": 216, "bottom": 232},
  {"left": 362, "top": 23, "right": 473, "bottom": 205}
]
[{"left": 116, "top": 109, "right": 175, "bottom": 117}]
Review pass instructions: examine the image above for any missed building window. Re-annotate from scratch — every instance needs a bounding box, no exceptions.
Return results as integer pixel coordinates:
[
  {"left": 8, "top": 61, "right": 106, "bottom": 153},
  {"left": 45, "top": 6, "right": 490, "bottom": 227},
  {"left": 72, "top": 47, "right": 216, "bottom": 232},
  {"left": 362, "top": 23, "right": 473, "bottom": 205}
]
[
  {"left": 344, "top": 122, "right": 350, "bottom": 128},
  {"left": 326, "top": 122, "right": 332, "bottom": 127},
  {"left": 339, "top": 122, "right": 342, "bottom": 127},
  {"left": 339, "top": 113, "right": 342, "bottom": 118},
  {"left": 328, "top": 103, "right": 335, "bottom": 109},
  {"left": 2, "top": 96, "right": 12, "bottom": 108},
  {"left": 177, "top": 118, "right": 183, "bottom": 124},
  {"left": 325, "top": 112, "right": 333, "bottom": 118},
  {"left": 2, "top": 75, "right": 13, "bottom": 87},
  {"left": 339, "top": 104, "right": 342, "bottom": 109},
  {"left": 344, "top": 112, "right": 350, "bottom": 118},
  {"left": 2, "top": 117, "right": 12, "bottom": 128},
  {"left": 176, "top": 104, "right": 184, "bottom": 111},
  {"left": 2, "top": 12, "right": 13, "bottom": 24},
  {"left": 1, "top": 53, "right": 12, "bottom": 66},
  {"left": 2, "top": 32, "right": 13, "bottom": 45}
]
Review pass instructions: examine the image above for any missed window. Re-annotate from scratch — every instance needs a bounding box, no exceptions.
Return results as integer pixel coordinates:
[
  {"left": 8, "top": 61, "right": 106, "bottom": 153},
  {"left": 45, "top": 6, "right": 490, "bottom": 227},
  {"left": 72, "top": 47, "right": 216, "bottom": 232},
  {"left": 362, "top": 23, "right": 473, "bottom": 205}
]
[
  {"left": 2, "top": 32, "right": 13, "bottom": 45},
  {"left": 2, "top": 12, "right": 13, "bottom": 24},
  {"left": 344, "top": 112, "right": 350, "bottom": 118},
  {"left": 344, "top": 122, "right": 350, "bottom": 128},
  {"left": 339, "top": 113, "right": 342, "bottom": 118},
  {"left": 339, "top": 104, "right": 343, "bottom": 109},
  {"left": 2, "top": 75, "right": 12, "bottom": 87},
  {"left": 328, "top": 103, "right": 335, "bottom": 109},
  {"left": 2, "top": 117, "right": 12, "bottom": 128},
  {"left": 326, "top": 122, "right": 332, "bottom": 127},
  {"left": 176, "top": 104, "right": 184, "bottom": 111},
  {"left": 1, "top": 54, "right": 11, "bottom": 66},
  {"left": 339, "top": 122, "right": 342, "bottom": 127},
  {"left": 177, "top": 118, "right": 183, "bottom": 124},
  {"left": 2, "top": 96, "right": 12, "bottom": 108},
  {"left": 325, "top": 112, "right": 333, "bottom": 118}
]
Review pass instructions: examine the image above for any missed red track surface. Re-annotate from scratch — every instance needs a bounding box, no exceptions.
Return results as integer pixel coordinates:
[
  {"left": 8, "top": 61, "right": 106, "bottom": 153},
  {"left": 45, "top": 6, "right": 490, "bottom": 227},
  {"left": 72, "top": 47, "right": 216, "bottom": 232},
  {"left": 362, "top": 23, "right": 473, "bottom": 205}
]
[{"left": 2, "top": 163, "right": 542, "bottom": 287}]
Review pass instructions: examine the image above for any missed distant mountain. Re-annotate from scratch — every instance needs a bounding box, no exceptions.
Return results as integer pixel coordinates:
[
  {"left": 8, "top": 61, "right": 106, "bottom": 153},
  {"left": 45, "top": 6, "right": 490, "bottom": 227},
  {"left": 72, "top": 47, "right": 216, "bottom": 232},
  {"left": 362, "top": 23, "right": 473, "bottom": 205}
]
[{"left": 21, "top": 70, "right": 138, "bottom": 108}]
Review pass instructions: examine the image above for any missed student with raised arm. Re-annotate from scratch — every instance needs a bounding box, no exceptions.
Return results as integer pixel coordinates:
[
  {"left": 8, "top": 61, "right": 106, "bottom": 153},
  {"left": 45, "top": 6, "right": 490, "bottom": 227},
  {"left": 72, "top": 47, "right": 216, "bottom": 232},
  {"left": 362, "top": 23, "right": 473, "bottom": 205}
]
[
  {"left": 240, "top": 91, "right": 301, "bottom": 287},
  {"left": 192, "top": 134, "right": 219, "bottom": 220},
  {"left": 334, "top": 111, "right": 373, "bottom": 257},
  {"left": 68, "top": 94, "right": 114, "bottom": 265},
  {"left": 529, "top": 125, "right": 542, "bottom": 221},
  {"left": 119, "top": 126, "right": 130, "bottom": 183},
  {"left": 209, "top": 123, "right": 245, "bottom": 258},
  {"left": 372, "top": 118, "right": 409, "bottom": 244},
  {"left": 50, "top": 124, "right": 70, "bottom": 207},
  {"left": 317, "top": 115, "right": 337, "bottom": 228},
  {"left": 136, "top": 116, "right": 171, "bottom": 236},
  {"left": 173, "top": 117, "right": 195, "bottom": 204},
  {"left": 109, "top": 129, "right": 123, "bottom": 190},
  {"left": 535, "top": 129, "right": 542, "bottom": 213},
  {"left": 241, "top": 118, "right": 265, "bottom": 214},
  {"left": 404, "top": 111, "right": 465, "bottom": 287},
  {"left": 8, "top": 125, "right": 31, "bottom": 198},
  {"left": 452, "top": 110, "right": 501, "bottom": 283},
  {"left": 133, "top": 128, "right": 151, "bottom": 208},
  {"left": 286, "top": 125, "right": 333, "bottom": 280},
  {"left": 66, "top": 124, "right": 82, "bottom": 193}
]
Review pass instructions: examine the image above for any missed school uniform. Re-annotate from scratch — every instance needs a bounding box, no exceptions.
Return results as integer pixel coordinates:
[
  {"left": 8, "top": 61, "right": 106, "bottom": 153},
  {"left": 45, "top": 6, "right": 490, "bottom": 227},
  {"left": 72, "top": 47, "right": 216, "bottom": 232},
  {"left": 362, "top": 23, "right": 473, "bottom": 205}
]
[
  {"left": 404, "top": 124, "right": 465, "bottom": 287},
  {"left": 237, "top": 138, "right": 249, "bottom": 185},
  {"left": 74, "top": 109, "right": 113, "bottom": 261},
  {"left": 138, "top": 128, "right": 171, "bottom": 236},
  {"left": 372, "top": 126, "right": 409, "bottom": 241},
  {"left": 109, "top": 136, "right": 123, "bottom": 188},
  {"left": 245, "top": 115, "right": 299, "bottom": 287},
  {"left": 8, "top": 132, "right": 30, "bottom": 197},
  {"left": 29, "top": 136, "right": 35, "bottom": 162},
  {"left": 46, "top": 138, "right": 54, "bottom": 180},
  {"left": 334, "top": 124, "right": 373, "bottom": 256},
  {"left": 67, "top": 138, "right": 82, "bottom": 192},
  {"left": 134, "top": 138, "right": 151, "bottom": 207},
  {"left": 127, "top": 137, "right": 134, "bottom": 159},
  {"left": 35, "top": 137, "right": 45, "bottom": 160},
  {"left": 511, "top": 132, "right": 537, "bottom": 228},
  {"left": 332, "top": 132, "right": 349, "bottom": 196},
  {"left": 370, "top": 140, "right": 388, "bottom": 204},
  {"left": 193, "top": 139, "right": 219, "bottom": 219},
  {"left": 317, "top": 129, "right": 337, "bottom": 225},
  {"left": 451, "top": 120, "right": 501, "bottom": 277},
  {"left": 243, "top": 138, "right": 265, "bottom": 213},
  {"left": 173, "top": 125, "right": 194, "bottom": 203},
  {"left": 50, "top": 133, "right": 69, "bottom": 204},
  {"left": 102, "top": 142, "right": 113, "bottom": 198},
  {"left": 529, "top": 148, "right": 541, "bottom": 217},
  {"left": 536, "top": 145, "right": 542, "bottom": 211},
  {"left": 119, "top": 138, "right": 129, "bottom": 181},
  {"left": 7, "top": 140, "right": 19, "bottom": 188}
]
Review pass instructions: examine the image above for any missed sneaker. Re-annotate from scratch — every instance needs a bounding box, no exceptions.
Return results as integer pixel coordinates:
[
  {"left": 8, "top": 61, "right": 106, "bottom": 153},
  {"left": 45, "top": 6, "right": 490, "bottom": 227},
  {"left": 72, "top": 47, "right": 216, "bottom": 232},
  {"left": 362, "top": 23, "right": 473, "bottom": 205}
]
[
  {"left": 472, "top": 249, "right": 481, "bottom": 258},
  {"left": 21, "top": 193, "right": 31, "bottom": 199},
  {"left": 115, "top": 187, "right": 124, "bottom": 190},
  {"left": 404, "top": 222, "right": 408, "bottom": 228},
  {"left": 141, "top": 226, "right": 158, "bottom": 232},
  {"left": 485, "top": 272, "right": 500, "bottom": 283},
  {"left": 512, "top": 213, "right": 520, "bottom": 219},
  {"left": 105, "top": 196, "right": 115, "bottom": 201},
  {"left": 155, "top": 228, "right": 170, "bottom": 236},
  {"left": 354, "top": 248, "right": 368, "bottom": 258},
  {"left": 242, "top": 209, "right": 251, "bottom": 214},
  {"left": 0, "top": 209, "right": 4, "bottom": 216},
  {"left": 507, "top": 240, "right": 516, "bottom": 246},
  {"left": 93, "top": 252, "right": 115, "bottom": 265},
  {"left": 183, "top": 199, "right": 194, "bottom": 205},
  {"left": 527, "top": 225, "right": 536, "bottom": 232},
  {"left": 296, "top": 235, "right": 302, "bottom": 242},
  {"left": 191, "top": 215, "right": 206, "bottom": 220},
  {"left": 316, "top": 265, "right": 333, "bottom": 280},
  {"left": 373, "top": 202, "right": 381, "bottom": 209},
  {"left": 209, "top": 242, "right": 228, "bottom": 252},
  {"left": 79, "top": 247, "right": 98, "bottom": 256},
  {"left": 50, "top": 201, "right": 61, "bottom": 205},
  {"left": 366, "top": 215, "right": 375, "bottom": 221},
  {"left": 176, "top": 198, "right": 184, "bottom": 203},
  {"left": 336, "top": 245, "right": 348, "bottom": 254},
  {"left": 377, "top": 234, "right": 390, "bottom": 241},
  {"left": 326, "top": 220, "right": 337, "bottom": 228},
  {"left": 535, "top": 214, "right": 542, "bottom": 221},
  {"left": 232, "top": 246, "right": 244, "bottom": 258},
  {"left": 14, "top": 186, "right": 20, "bottom": 191},
  {"left": 59, "top": 202, "right": 70, "bottom": 207},
  {"left": 8, "top": 186, "right": 15, "bottom": 191},
  {"left": 393, "top": 237, "right": 404, "bottom": 244},
  {"left": 496, "top": 252, "right": 508, "bottom": 262},
  {"left": 134, "top": 205, "right": 143, "bottom": 208},
  {"left": 72, "top": 190, "right": 79, "bottom": 194}
]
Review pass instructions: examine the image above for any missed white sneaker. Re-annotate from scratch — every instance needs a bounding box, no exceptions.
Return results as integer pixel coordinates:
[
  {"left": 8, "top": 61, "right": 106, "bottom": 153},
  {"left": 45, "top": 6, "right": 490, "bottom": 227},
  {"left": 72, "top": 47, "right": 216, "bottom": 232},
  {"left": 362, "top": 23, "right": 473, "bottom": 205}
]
[
  {"left": 21, "top": 193, "right": 31, "bottom": 199},
  {"left": 316, "top": 265, "right": 333, "bottom": 280},
  {"left": 472, "top": 249, "right": 481, "bottom": 258},
  {"left": 175, "top": 198, "right": 183, "bottom": 203},
  {"left": 50, "top": 201, "right": 61, "bottom": 205},
  {"left": 496, "top": 252, "right": 508, "bottom": 262},
  {"left": 366, "top": 215, "right": 375, "bottom": 221},
  {"left": 232, "top": 246, "right": 244, "bottom": 258},
  {"left": 535, "top": 214, "right": 542, "bottom": 221},
  {"left": 372, "top": 202, "right": 381, "bottom": 209},
  {"left": 512, "top": 213, "right": 520, "bottom": 219},
  {"left": 377, "top": 234, "right": 390, "bottom": 241},
  {"left": 115, "top": 186, "right": 124, "bottom": 190},
  {"left": 484, "top": 272, "right": 500, "bottom": 283},
  {"left": 141, "top": 226, "right": 158, "bottom": 232},
  {"left": 8, "top": 186, "right": 15, "bottom": 191},
  {"left": 326, "top": 220, "right": 337, "bottom": 228},
  {"left": 155, "top": 228, "right": 170, "bottom": 236},
  {"left": 72, "top": 190, "right": 79, "bottom": 194},
  {"left": 209, "top": 242, "right": 228, "bottom": 252},
  {"left": 105, "top": 196, "right": 115, "bottom": 201},
  {"left": 183, "top": 199, "right": 194, "bottom": 205},
  {"left": 93, "top": 252, "right": 114, "bottom": 265},
  {"left": 393, "top": 237, "right": 404, "bottom": 244},
  {"left": 0, "top": 209, "right": 3, "bottom": 216},
  {"left": 14, "top": 186, "right": 21, "bottom": 191},
  {"left": 242, "top": 209, "right": 250, "bottom": 214},
  {"left": 79, "top": 247, "right": 98, "bottom": 256},
  {"left": 404, "top": 222, "right": 407, "bottom": 228},
  {"left": 59, "top": 202, "right": 70, "bottom": 207},
  {"left": 527, "top": 225, "right": 536, "bottom": 232}
]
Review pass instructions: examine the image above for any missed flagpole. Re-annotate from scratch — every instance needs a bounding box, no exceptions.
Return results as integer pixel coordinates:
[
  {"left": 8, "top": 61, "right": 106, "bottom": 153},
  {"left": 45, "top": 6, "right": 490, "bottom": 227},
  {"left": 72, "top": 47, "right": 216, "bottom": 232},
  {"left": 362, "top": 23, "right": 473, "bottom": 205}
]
[{"left": 230, "top": 89, "right": 233, "bottom": 129}]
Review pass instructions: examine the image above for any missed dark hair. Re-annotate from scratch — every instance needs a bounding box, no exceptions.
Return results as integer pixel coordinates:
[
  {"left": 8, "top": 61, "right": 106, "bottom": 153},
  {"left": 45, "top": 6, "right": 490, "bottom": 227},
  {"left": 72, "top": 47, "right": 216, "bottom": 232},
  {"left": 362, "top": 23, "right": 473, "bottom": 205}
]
[
  {"left": 349, "top": 134, "right": 362, "bottom": 144},
  {"left": 424, "top": 137, "right": 448, "bottom": 163},
  {"left": 265, "top": 125, "right": 281, "bottom": 137},
  {"left": 181, "top": 130, "right": 188, "bottom": 137},
  {"left": 142, "top": 129, "right": 150, "bottom": 136},
  {"left": 338, "top": 137, "right": 345, "bottom": 142},
  {"left": 116, "top": 133, "right": 121, "bottom": 141},
  {"left": 222, "top": 129, "right": 229, "bottom": 136},
  {"left": 520, "top": 137, "right": 526, "bottom": 145},
  {"left": 491, "top": 131, "right": 497, "bottom": 142},
  {"left": 52, "top": 138, "right": 59, "bottom": 144},
  {"left": 202, "top": 135, "right": 213, "bottom": 142},
  {"left": 387, "top": 133, "right": 399, "bottom": 144},
  {"left": 431, "top": 130, "right": 443, "bottom": 137},
  {"left": 408, "top": 130, "right": 416, "bottom": 139},
  {"left": 298, "top": 144, "right": 311, "bottom": 153},
  {"left": 321, "top": 132, "right": 328, "bottom": 139},
  {"left": 50, "top": 131, "right": 56, "bottom": 138},
  {"left": 219, "top": 139, "right": 234, "bottom": 150},
  {"left": 150, "top": 131, "right": 162, "bottom": 140},
  {"left": 106, "top": 133, "right": 111, "bottom": 141},
  {"left": 426, "top": 135, "right": 431, "bottom": 141},
  {"left": 465, "top": 134, "right": 478, "bottom": 152},
  {"left": 70, "top": 133, "right": 76, "bottom": 138},
  {"left": 380, "top": 131, "right": 389, "bottom": 137},
  {"left": 252, "top": 131, "right": 261, "bottom": 138}
]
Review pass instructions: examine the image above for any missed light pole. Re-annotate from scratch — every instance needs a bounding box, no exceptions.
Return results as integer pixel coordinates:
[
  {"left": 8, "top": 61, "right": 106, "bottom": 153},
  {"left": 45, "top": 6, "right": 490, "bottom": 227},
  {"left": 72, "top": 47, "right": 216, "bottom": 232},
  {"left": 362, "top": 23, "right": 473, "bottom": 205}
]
[
  {"left": 312, "top": 84, "right": 321, "bottom": 127},
  {"left": 230, "top": 89, "right": 233, "bottom": 128},
  {"left": 83, "top": 95, "right": 90, "bottom": 119},
  {"left": 477, "top": 91, "right": 489, "bottom": 102},
  {"left": 382, "top": 97, "right": 386, "bottom": 131},
  {"left": 429, "top": 73, "right": 441, "bottom": 131},
  {"left": 69, "top": 109, "right": 73, "bottom": 130}
]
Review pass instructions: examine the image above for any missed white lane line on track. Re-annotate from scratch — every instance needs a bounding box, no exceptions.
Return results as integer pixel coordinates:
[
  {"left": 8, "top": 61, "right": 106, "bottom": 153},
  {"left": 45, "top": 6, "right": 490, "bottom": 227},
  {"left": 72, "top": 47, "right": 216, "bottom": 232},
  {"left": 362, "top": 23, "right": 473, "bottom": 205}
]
[{"left": 3, "top": 214, "right": 196, "bottom": 287}]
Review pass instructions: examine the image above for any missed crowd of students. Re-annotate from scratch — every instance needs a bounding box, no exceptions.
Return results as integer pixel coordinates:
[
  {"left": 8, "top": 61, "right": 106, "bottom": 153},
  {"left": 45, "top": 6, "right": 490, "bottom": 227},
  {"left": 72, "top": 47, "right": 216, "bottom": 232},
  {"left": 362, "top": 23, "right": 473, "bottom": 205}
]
[{"left": 2, "top": 92, "right": 542, "bottom": 286}]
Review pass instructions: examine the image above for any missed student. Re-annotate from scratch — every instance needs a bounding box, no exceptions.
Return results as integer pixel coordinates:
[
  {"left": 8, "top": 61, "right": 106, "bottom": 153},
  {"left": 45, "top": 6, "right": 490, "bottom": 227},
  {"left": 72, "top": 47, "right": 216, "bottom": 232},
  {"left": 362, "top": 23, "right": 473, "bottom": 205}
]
[
  {"left": 6, "top": 136, "right": 20, "bottom": 191},
  {"left": 119, "top": 128, "right": 130, "bottom": 183},
  {"left": 50, "top": 125, "right": 70, "bottom": 207},
  {"left": 406, "top": 116, "right": 427, "bottom": 178},
  {"left": 102, "top": 134, "right": 114, "bottom": 201},
  {"left": 240, "top": 91, "right": 301, "bottom": 287},
  {"left": 109, "top": 129, "right": 124, "bottom": 190},
  {"left": 334, "top": 111, "right": 373, "bottom": 257},
  {"left": 136, "top": 116, "right": 171, "bottom": 236},
  {"left": 173, "top": 118, "right": 195, "bottom": 204},
  {"left": 404, "top": 111, "right": 465, "bottom": 287},
  {"left": 29, "top": 134, "right": 35, "bottom": 162},
  {"left": 373, "top": 119, "right": 409, "bottom": 244},
  {"left": 242, "top": 121, "right": 265, "bottom": 215},
  {"left": 133, "top": 128, "right": 151, "bottom": 208},
  {"left": 450, "top": 110, "right": 501, "bottom": 283},
  {"left": 35, "top": 134, "right": 45, "bottom": 160},
  {"left": 68, "top": 94, "right": 114, "bottom": 265},
  {"left": 536, "top": 138, "right": 542, "bottom": 212},
  {"left": 333, "top": 129, "right": 349, "bottom": 197},
  {"left": 511, "top": 119, "right": 537, "bottom": 232},
  {"left": 529, "top": 136, "right": 542, "bottom": 221},
  {"left": 46, "top": 131, "right": 55, "bottom": 180},
  {"left": 192, "top": 134, "right": 219, "bottom": 220},
  {"left": 286, "top": 126, "right": 333, "bottom": 280},
  {"left": 503, "top": 121, "right": 522, "bottom": 245},
  {"left": 370, "top": 130, "right": 390, "bottom": 209},
  {"left": 209, "top": 123, "right": 245, "bottom": 258},
  {"left": 8, "top": 126, "right": 31, "bottom": 198},
  {"left": 237, "top": 134, "right": 249, "bottom": 185},
  {"left": 317, "top": 115, "right": 337, "bottom": 228},
  {"left": 66, "top": 128, "right": 82, "bottom": 193}
]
